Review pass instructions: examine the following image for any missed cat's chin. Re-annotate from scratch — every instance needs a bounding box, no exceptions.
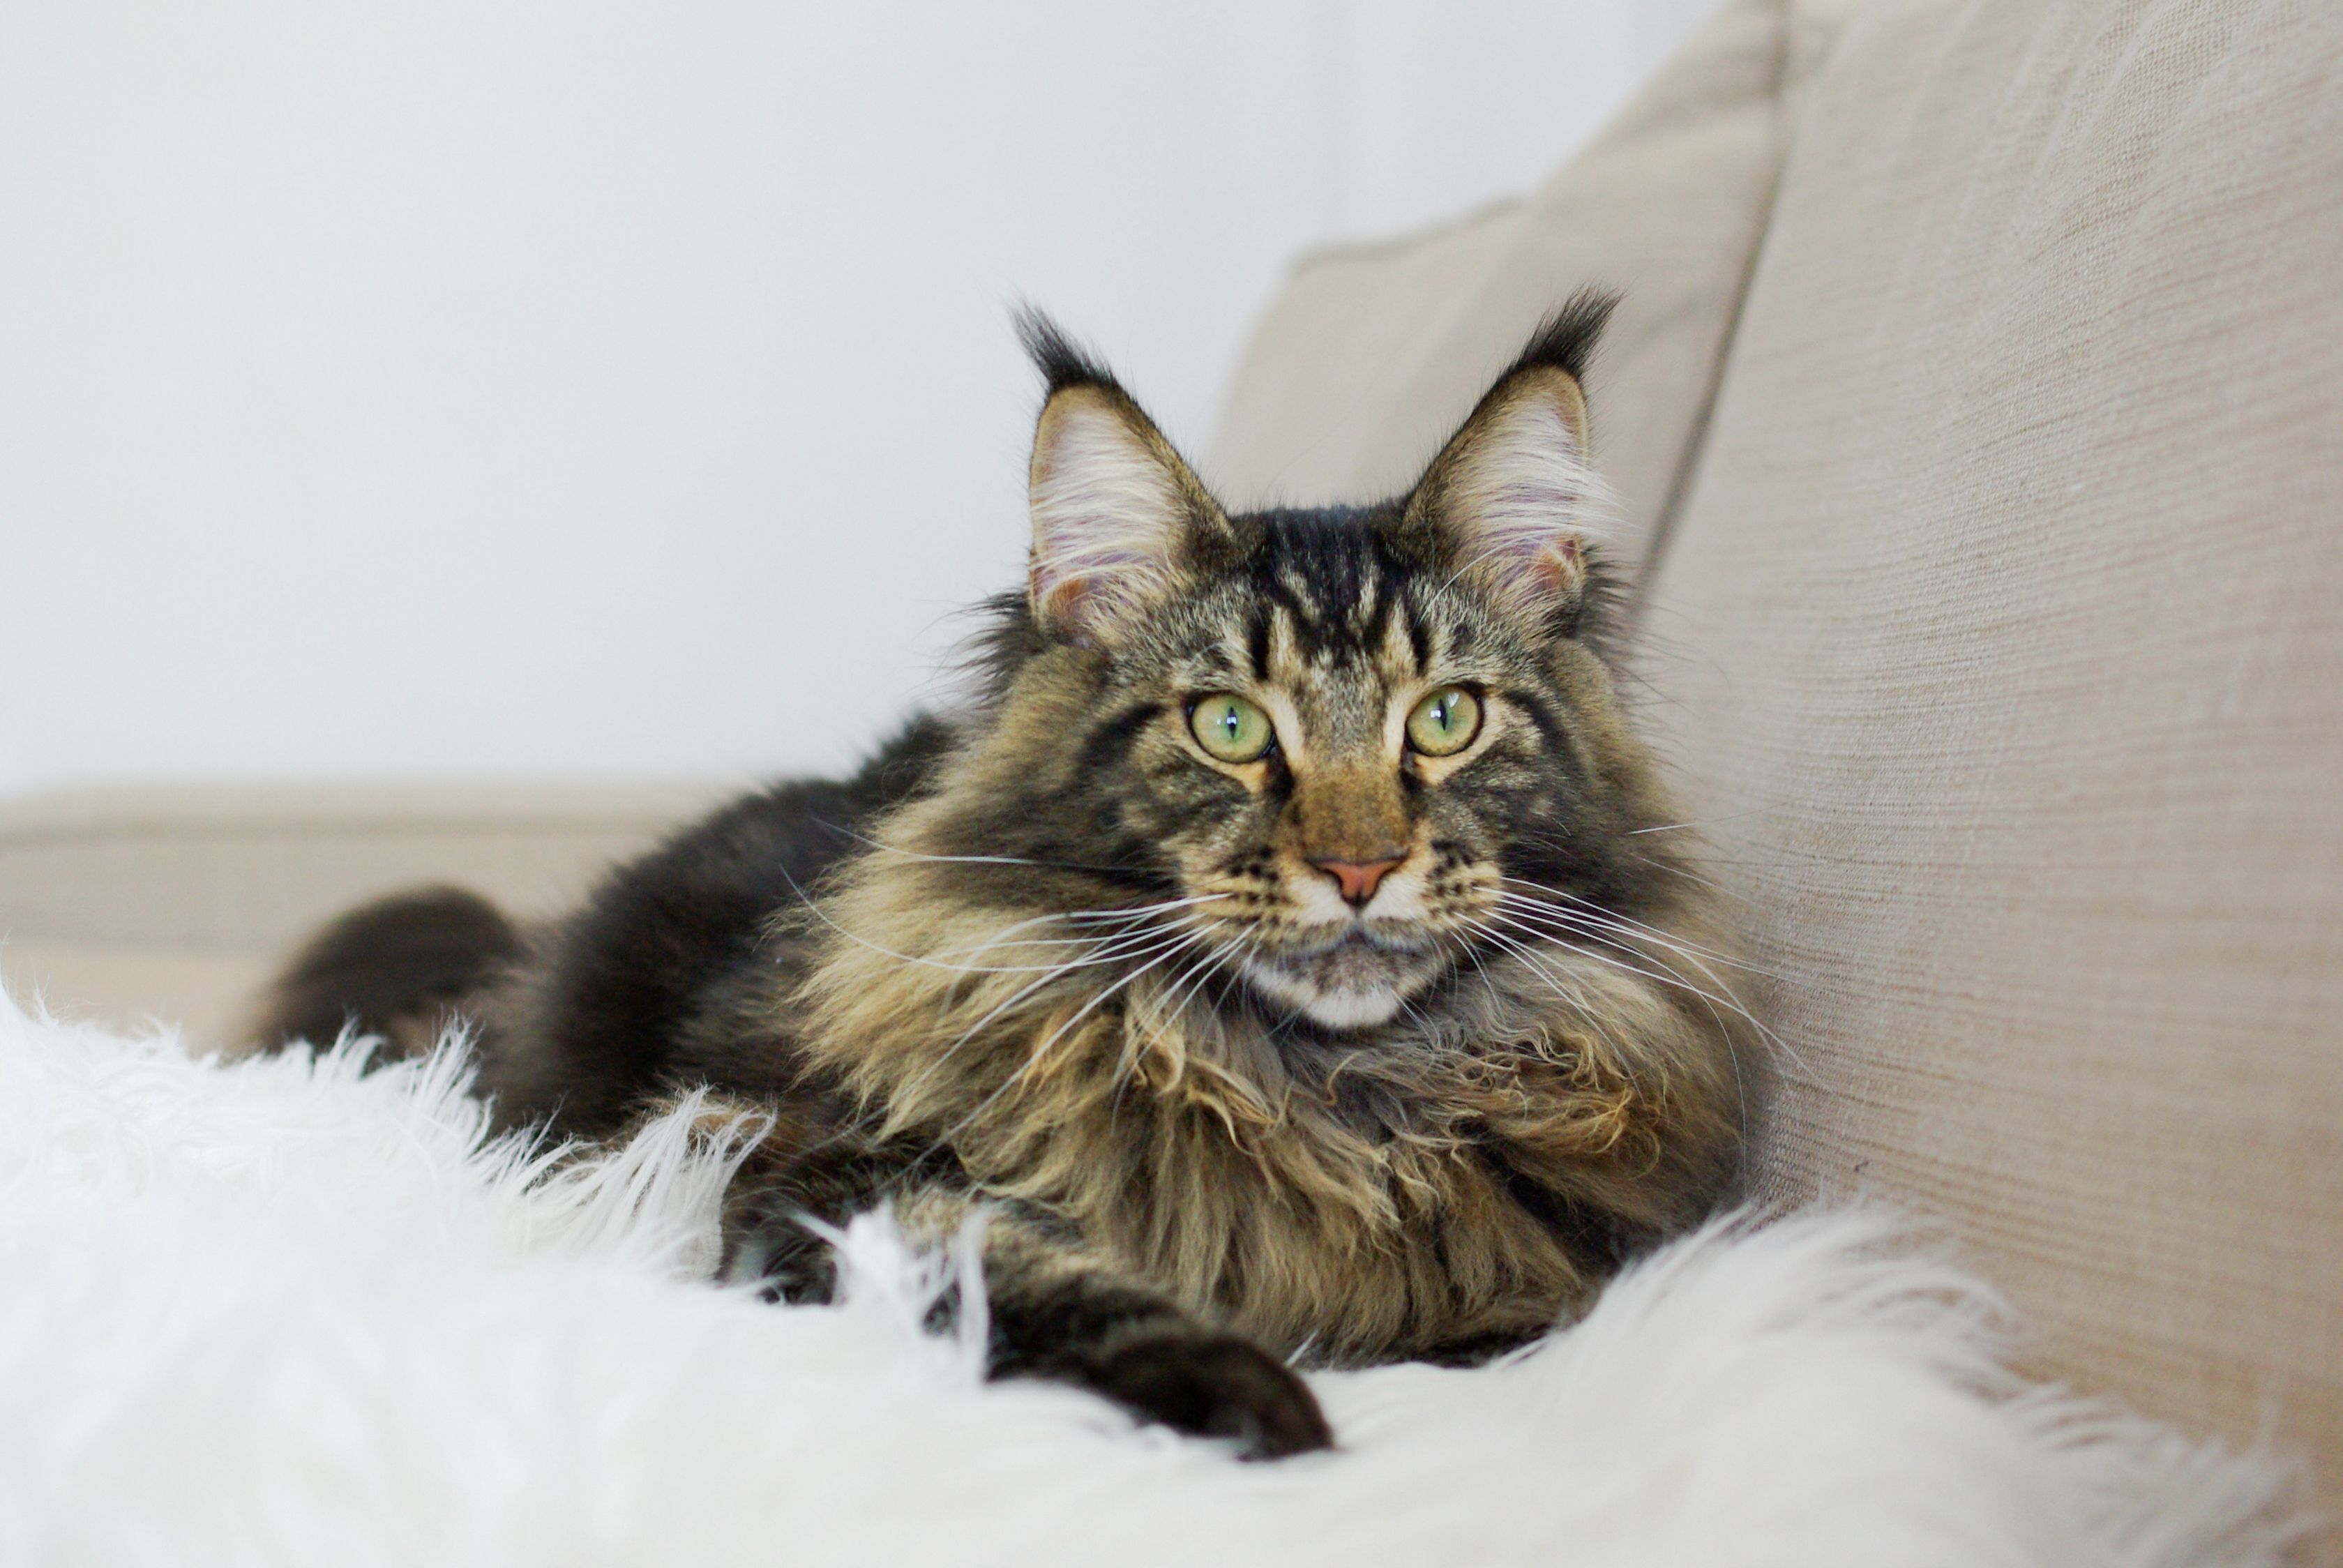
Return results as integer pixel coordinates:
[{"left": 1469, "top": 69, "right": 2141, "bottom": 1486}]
[
  {"left": 1289, "top": 986, "right": 1408, "bottom": 1030},
  {"left": 1238, "top": 928, "right": 1441, "bottom": 1032}
]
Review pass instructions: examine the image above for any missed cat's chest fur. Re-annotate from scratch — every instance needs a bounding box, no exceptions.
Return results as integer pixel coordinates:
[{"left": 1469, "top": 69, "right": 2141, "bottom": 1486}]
[
  {"left": 984, "top": 1030, "right": 1595, "bottom": 1364},
  {"left": 797, "top": 924, "right": 1641, "bottom": 1363}
]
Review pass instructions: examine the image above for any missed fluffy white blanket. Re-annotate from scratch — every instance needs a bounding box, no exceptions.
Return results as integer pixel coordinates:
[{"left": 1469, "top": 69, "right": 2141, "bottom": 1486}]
[{"left": 0, "top": 990, "right": 2303, "bottom": 1567}]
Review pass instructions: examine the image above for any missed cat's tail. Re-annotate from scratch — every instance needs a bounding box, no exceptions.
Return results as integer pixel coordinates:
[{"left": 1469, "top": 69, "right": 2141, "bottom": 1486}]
[{"left": 247, "top": 886, "right": 523, "bottom": 1062}]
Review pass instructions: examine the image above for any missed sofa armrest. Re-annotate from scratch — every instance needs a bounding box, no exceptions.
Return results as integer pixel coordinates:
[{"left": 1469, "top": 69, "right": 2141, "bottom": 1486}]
[{"left": 0, "top": 781, "right": 727, "bottom": 1044}]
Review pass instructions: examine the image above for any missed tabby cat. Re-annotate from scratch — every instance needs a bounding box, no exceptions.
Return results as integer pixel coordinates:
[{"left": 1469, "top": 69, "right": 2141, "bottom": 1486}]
[{"left": 257, "top": 294, "right": 1748, "bottom": 1458}]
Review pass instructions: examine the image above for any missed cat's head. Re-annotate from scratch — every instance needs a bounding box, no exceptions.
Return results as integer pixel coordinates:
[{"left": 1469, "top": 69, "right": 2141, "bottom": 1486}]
[{"left": 932, "top": 295, "right": 1666, "bottom": 1034}]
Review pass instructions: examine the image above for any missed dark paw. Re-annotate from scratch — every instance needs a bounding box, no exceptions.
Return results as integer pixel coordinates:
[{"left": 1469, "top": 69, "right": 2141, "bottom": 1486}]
[{"left": 1085, "top": 1332, "right": 1333, "bottom": 1459}]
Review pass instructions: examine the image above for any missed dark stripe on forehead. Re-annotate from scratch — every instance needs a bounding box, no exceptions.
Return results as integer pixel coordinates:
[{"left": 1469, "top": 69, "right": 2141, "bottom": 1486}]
[
  {"left": 1436, "top": 604, "right": 1480, "bottom": 660},
  {"left": 1403, "top": 591, "right": 1432, "bottom": 672},
  {"left": 1246, "top": 607, "right": 1273, "bottom": 683},
  {"left": 1257, "top": 573, "right": 1323, "bottom": 661},
  {"left": 1239, "top": 507, "right": 1442, "bottom": 668},
  {"left": 1368, "top": 578, "right": 1415, "bottom": 670}
]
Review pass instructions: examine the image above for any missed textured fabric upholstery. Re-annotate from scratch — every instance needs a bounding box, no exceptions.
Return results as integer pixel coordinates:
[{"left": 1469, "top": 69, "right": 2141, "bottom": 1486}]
[{"left": 1636, "top": 0, "right": 2343, "bottom": 1509}]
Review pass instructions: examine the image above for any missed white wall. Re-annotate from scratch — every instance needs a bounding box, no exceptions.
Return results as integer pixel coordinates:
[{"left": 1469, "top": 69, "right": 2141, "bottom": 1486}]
[{"left": 0, "top": 1, "right": 1719, "bottom": 794}]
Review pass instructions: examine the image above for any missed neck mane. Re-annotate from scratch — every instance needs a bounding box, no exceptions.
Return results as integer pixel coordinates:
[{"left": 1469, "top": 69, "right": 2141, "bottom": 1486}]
[{"left": 789, "top": 782, "right": 1746, "bottom": 1361}]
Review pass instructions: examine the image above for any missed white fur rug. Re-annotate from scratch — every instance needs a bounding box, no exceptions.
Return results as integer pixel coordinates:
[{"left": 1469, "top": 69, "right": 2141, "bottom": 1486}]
[{"left": 0, "top": 988, "right": 2305, "bottom": 1567}]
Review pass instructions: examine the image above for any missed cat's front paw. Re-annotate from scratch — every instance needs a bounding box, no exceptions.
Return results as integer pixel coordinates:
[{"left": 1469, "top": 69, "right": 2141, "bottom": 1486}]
[{"left": 1085, "top": 1331, "right": 1332, "bottom": 1460}]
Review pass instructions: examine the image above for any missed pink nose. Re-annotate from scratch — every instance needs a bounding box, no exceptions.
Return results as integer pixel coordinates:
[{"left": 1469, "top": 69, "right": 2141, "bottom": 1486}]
[{"left": 1310, "top": 854, "right": 1406, "bottom": 907}]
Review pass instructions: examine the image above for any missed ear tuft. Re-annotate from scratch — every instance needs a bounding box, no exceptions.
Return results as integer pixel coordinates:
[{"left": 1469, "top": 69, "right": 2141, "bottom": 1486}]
[
  {"left": 1408, "top": 291, "right": 1620, "bottom": 627},
  {"left": 1016, "top": 303, "right": 1119, "bottom": 398},
  {"left": 1018, "top": 310, "right": 1226, "bottom": 647},
  {"left": 1503, "top": 289, "right": 1615, "bottom": 386}
]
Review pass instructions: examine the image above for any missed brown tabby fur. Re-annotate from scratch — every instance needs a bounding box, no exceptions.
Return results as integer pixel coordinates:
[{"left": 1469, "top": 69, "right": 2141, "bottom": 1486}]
[{"left": 255, "top": 294, "right": 1750, "bottom": 1456}]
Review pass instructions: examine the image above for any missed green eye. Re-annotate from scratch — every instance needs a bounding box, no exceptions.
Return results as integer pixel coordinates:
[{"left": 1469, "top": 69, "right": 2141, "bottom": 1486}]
[
  {"left": 1189, "top": 693, "right": 1276, "bottom": 763},
  {"left": 1406, "top": 686, "right": 1482, "bottom": 757}
]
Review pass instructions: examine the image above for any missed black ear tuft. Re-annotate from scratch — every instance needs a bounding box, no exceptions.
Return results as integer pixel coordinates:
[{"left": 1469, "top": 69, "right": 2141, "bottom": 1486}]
[
  {"left": 1397, "top": 287, "right": 1623, "bottom": 633},
  {"left": 1014, "top": 304, "right": 1122, "bottom": 398},
  {"left": 1502, "top": 289, "right": 1619, "bottom": 385}
]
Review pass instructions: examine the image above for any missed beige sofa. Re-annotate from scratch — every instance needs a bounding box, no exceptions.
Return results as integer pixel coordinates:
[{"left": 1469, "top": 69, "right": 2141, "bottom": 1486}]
[{"left": 6, "top": 0, "right": 2337, "bottom": 1531}]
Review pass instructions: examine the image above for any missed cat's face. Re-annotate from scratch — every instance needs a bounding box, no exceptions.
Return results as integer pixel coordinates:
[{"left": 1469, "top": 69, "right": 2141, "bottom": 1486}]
[
  {"left": 937, "top": 299, "right": 1648, "bottom": 1034},
  {"left": 1062, "top": 516, "right": 1628, "bottom": 1030}
]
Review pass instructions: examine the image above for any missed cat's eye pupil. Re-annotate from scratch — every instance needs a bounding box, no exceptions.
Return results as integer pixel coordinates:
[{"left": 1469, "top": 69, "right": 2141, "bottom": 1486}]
[
  {"left": 1406, "top": 686, "right": 1482, "bottom": 757},
  {"left": 1190, "top": 693, "right": 1274, "bottom": 763}
]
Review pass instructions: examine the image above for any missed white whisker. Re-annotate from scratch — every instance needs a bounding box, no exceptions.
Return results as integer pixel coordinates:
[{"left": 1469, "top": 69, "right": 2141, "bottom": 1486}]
[
  {"left": 1466, "top": 924, "right": 1634, "bottom": 1057},
  {"left": 944, "top": 925, "right": 1224, "bottom": 1140},
  {"left": 885, "top": 919, "right": 1215, "bottom": 1112},
  {"left": 1489, "top": 894, "right": 1775, "bottom": 1018},
  {"left": 1478, "top": 906, "right": 1813, "bottom": 1084},
  {"left": 1494, "top": 880, "right": 1777, "bottom": 977}
]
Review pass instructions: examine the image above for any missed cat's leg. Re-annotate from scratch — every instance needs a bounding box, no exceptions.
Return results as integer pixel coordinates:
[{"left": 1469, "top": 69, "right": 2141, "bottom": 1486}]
[
  {"left": 970, "top": 1204, "right": 1332, "bottom": 1460},
  {"left": 689, "top": 1098, "right": 1331, "bottom": 1458}
]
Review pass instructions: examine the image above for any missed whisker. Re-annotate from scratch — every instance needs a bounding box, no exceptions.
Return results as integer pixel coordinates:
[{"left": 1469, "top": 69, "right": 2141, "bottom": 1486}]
[
  {"left": 1459, "top": 935, "right": 1509, "bottom": 1018},
  {"left": 1131, "top": 937, "right": 1232, "bottom": 1046},
  {"left": 1491, "top": 894, "right": 1789, "bottom": 1016},
  {"left": 1494, "top": 879, "right": 1778, "bottom": 977},
  {"left": 1481, "top": 913, "right": 1773, "bottom": 1124},
  {"left": 1117, "top": 939, "right": 1239, "bottom": 1089},
  {"left": 1478, "top": 907, "right": 1813, "bottom": 1083},
  {"left": 1481, "top": 908, "right": 1753, "bottom": 1020},
  {"left": 1116, "top": 926, "right": 1260, "bottom": 1109},
  {"left": 1628, "top": 853, "right": 1738, "bottom": 901},
  {"left": 914, "top": 898, "right": 1220, "bottom": 970},
  {"left": 1625, "top": 811, "right": 1763, "bottom": 836},
  {"left": 1493, "top": 907, "right": 1779, "bottom": 1006},
  {"left": 945, "top": 926, "right": 1223, "bottom": 1140},
  {"left": 805, "top": 908, "right": 1163, "bottom": 977},
  {"left": 1465, "top": 924, "right": 1636, "bottom": 1058},
  {"left": 808, "top": 817, "right": 1156, "bottom": 880},
  {"left": 886, "top": 921, "right": 1212, "bottom": 1113},
  {"left": 780, "top": 864, "right": 1216, "bottom": 975},
  {"left": 1020, "top": 927, "right": 1220, "bottom": 1078}
]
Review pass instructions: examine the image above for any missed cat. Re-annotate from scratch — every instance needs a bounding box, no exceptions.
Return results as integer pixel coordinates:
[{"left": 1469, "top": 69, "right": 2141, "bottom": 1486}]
[{"left": 255, "top": 293, "right": 1749, "bottom": 1459}]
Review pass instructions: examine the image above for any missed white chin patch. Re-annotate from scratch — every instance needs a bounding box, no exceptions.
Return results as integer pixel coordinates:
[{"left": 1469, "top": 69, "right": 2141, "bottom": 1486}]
[
  {"left": 1240, "top": 948, "right": 1411, "bottom": 1031},
  {"left": 1297, "top": 986, "right": 1406, "bottom": 1030}
]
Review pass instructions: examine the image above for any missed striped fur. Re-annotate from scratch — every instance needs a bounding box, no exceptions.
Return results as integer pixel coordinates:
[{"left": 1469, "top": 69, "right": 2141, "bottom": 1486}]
[{"left": 255, "top": 295, "right": 1749, "bottom": 1456}]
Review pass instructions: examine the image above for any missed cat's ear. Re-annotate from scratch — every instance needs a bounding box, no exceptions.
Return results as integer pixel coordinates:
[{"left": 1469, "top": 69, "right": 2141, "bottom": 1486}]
[
  {"left": 1020, "top": 311, "right": 1228, "bottom": 648},
  {"left": 1405, "top": 292, "right": 1617, "bottom": 628}
]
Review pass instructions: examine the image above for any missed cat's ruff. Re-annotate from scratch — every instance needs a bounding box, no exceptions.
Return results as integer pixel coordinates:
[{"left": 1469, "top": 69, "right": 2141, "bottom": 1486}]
[{"left": 0, "top": 990, "right": 2300, "bottom": 1567}]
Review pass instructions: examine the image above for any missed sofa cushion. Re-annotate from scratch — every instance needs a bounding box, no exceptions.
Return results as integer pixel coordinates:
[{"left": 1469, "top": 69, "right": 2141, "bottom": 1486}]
[
  {"left": 1638, "top": 0, "right": 2343, "bottom": 1500},
  {"left": 1205, "top": 0, "right": 1857, "bottom": 591}
]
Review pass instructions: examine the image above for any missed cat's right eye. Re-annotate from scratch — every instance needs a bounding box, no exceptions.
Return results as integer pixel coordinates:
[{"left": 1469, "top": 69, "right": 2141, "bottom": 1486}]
[{"left": 1189, "top": 693, "right": 1276, "bottom": 763}]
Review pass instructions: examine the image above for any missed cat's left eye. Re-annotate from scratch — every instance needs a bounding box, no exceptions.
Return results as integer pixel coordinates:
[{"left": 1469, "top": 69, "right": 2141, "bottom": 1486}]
[{"left": 1405, "top": 686, "right": 1482, "bottom": 757}]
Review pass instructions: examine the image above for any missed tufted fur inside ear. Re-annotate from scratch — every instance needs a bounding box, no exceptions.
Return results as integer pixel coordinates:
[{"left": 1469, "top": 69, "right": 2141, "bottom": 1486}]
[
  {"left": 1020, "top": 311, "right": 1223, "bottom": 647},
  {"left": 1408, "top": 294, "right": 1618, "bottom": 627},
  {"left": 1028, "top": 389, "right": 1195, "bottom": 644}
]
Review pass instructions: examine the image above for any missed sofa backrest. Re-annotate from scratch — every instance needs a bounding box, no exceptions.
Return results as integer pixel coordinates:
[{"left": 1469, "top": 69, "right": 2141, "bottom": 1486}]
[
  {"left": 1641, "top": 0, "right": 2343, "bottom": 1499},
  {"left": 1210, "top": 0, "right": 2343, "bottom": 1515},
  {"left": 1207, "top": 0, "right": 1856, "bottom": 591}
]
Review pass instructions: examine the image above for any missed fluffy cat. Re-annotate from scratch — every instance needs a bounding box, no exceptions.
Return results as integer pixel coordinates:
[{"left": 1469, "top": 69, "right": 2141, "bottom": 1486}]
[{"left": 257, "top": 294, "right": 1749, "bottom": 1458}]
